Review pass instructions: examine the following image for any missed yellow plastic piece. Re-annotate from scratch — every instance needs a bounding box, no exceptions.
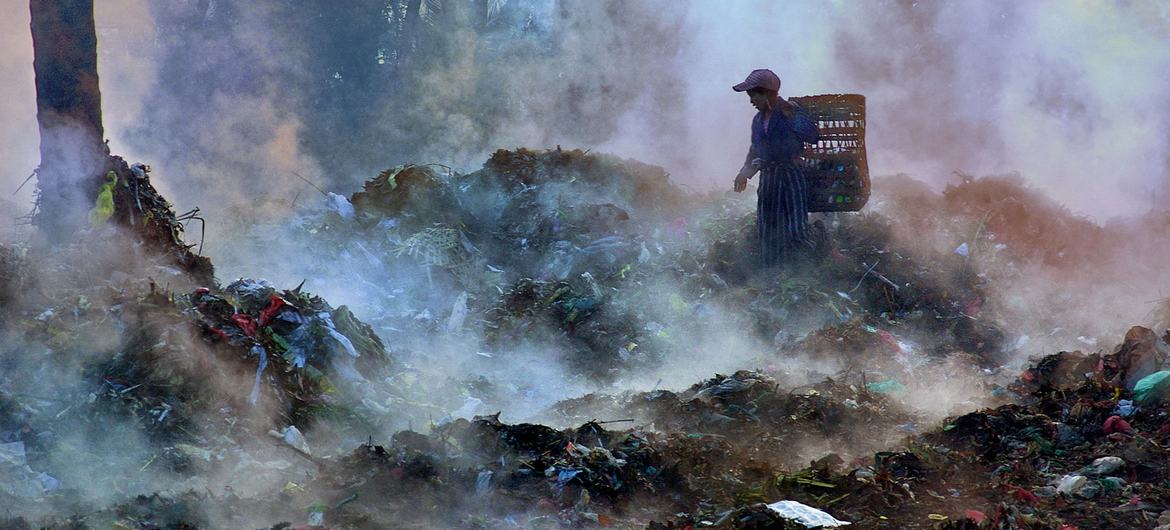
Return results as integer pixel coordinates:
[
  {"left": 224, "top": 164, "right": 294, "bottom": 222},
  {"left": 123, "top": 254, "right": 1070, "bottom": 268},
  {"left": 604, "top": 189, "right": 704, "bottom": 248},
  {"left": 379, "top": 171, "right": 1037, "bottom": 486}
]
[{"left": 89, "top": 171, "right": 117, "bottom": 227}]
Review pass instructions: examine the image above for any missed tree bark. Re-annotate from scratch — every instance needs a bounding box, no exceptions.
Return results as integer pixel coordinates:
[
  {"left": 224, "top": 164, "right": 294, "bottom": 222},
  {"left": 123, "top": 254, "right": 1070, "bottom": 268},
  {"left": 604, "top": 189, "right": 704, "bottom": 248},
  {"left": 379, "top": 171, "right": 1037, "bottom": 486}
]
[{"left": 29, "top": 0, "right": 108, "bottom": 238}]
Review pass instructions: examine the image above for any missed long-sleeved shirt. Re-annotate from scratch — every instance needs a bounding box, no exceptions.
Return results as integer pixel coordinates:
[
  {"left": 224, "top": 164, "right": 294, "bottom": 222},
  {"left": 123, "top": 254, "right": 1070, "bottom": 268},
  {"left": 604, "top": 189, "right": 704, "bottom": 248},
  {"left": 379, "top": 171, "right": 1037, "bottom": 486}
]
[{"left": 741, "top": 101, "right": 819, "bottom": 175}]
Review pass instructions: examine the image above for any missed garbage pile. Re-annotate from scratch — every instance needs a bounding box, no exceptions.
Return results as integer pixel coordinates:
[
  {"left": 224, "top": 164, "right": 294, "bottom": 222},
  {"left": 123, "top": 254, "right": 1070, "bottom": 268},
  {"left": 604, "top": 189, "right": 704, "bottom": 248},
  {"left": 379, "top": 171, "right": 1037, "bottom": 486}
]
[
  {"left": 190, "top": 278, "right": 397, "bottom": 422},
  {"left": 104, "top": 155, "right": 216, "bottom": 285},
  {"left": 264, "top": 148, "right": 1013, "bottom": 396},
  {"left": 875, "top": 172, "right": 1111, "bottom": 270},
  {"left": 0, "top": 193, "right": 398, "bottom": 525},
  {"left": 30, "top": 332, "right": 1166, "bottom": 529},
  {"left": 6, "top": 146, "right": 1170, "bottom": 529},
  {"left": 577, "top": 328, "right": 1170, "bottom": 529},
  {"left": 550, "top": 370, "right": 921, "bottom": 470},
  {"left": 156, "top": 368, "right": 917, "bottom": 528}
]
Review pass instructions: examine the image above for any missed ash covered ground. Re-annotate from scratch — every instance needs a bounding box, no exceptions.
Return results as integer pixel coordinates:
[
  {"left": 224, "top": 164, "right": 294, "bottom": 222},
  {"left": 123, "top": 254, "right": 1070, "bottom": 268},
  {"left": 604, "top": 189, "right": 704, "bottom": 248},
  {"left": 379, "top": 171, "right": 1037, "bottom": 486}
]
[{"left": 5, "top": 148, "right": 1170, "bottom": 529}]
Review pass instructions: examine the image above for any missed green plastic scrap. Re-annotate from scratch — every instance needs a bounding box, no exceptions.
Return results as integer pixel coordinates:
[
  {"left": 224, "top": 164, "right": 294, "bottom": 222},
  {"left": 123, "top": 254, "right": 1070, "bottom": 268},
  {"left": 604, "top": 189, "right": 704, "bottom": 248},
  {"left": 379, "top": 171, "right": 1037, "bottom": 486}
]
[
  {"left": 772, "top": 471, "right": 837, "bottom": 489},
  {"left": 305, "top": 502, "right": 328, "bottom": 526},
  {"left": 381, "top": 166, "right": 404, "bottom": 189},
  {"left": 89, "top": 171, "right": 117, "bottom": 227},
  {"left": 1133, "top": 370, "right": 1170, "bottom": 403},
  {"left": 866, "top": 380, "right": 905, "bottom": 395}
]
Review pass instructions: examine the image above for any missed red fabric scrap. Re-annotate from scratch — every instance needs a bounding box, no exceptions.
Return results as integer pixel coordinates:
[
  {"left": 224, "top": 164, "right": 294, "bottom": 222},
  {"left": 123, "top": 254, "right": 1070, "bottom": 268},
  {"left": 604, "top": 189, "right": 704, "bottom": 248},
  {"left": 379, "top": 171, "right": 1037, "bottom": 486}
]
[
  {"left": 259, "top": 295, "right": 287, "bottom": 326},
  {"left": 1004, "top": 485, "right": 1039, "bottom": 505},
  {"left": 231, "top": 314, "right": 257, "bottom": 337},
  {"left": 964, "top": 510, "right": 986, "bottom": 523},
  {"left": 209, "top": 327, "right": 230, "bottom": 342},
  {"left": 1103, "top": 415, "right": 1134, "bottom": 435}
]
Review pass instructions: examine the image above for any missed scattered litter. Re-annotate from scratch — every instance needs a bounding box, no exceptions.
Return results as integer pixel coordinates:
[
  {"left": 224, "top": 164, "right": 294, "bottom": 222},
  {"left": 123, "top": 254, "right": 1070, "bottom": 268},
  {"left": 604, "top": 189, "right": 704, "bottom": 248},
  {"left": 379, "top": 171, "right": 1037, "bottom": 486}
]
[
  {"left": 766, "top": 500, "right": 851, "bottom": 527},
  {"left": 1058, "top": 475, "right": 1088, "bottom": 497},
  {"left": 447, "top": 291, "right": 469, "bottom": 333},
  {"left": 307, "top": 503, "right": 327, "bottom": 527},
  {"left": 1085, "top": 456, "right": 1124, "bottom": 476},
  {"left": 271, "top": 426, "right": 312, "bottom": 456},
  {"left": 476, "top": 470, "right": 493, "bottom": 495},
  {"left": 866, "top": 380, "right": 905, "bottom": 395},
  {"left": 328, "top": 192, "right": 355, "bottom": 220},
  {"left": 1134, "top": 371, "right": 1170, "bottom": 403}
]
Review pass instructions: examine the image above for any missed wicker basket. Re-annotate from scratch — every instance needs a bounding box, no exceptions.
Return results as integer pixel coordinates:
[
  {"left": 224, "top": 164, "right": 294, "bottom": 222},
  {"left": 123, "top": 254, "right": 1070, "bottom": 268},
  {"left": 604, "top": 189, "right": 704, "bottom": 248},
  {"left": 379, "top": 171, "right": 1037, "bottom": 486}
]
[{"left": 789, "top": 94, "right": 869, "bottom": 212}]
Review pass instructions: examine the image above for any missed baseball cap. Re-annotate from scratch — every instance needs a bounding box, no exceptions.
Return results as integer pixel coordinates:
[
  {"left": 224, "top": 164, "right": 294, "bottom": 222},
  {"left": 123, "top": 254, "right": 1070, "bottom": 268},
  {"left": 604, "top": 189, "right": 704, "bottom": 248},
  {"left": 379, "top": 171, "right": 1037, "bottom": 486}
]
[{"left": 732, "top": 69, "right": 781, "bottom": 92}]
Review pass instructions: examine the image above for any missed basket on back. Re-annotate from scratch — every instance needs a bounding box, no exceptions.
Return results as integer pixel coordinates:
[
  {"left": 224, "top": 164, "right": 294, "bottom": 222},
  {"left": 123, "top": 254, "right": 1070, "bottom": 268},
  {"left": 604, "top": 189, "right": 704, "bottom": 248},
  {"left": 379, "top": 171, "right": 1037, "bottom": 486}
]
[{"left": 789, "top": 94, "right": 869, "bottom": 212}]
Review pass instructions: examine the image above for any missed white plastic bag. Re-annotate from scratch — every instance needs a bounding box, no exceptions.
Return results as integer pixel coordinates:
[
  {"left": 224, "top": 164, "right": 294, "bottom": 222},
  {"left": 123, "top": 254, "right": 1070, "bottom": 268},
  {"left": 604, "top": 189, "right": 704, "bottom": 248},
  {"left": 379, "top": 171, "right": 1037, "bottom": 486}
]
[{"left": 766, "top": 500, "right": 851, "bottom": 527}]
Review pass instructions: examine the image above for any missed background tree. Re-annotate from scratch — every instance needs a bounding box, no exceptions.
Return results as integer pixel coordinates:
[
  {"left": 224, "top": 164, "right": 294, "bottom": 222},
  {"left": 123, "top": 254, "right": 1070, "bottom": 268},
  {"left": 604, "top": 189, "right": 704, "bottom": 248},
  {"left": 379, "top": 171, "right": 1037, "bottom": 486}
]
[{"left": 29, "top": 0, "right": 108, "bottom": 239}]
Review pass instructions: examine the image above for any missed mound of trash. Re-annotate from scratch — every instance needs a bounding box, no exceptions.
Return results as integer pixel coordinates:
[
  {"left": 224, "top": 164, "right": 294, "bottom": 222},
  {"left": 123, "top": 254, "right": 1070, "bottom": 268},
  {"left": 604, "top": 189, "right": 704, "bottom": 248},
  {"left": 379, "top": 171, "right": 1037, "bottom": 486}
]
[
  {"left": 6, "top": 147, "right": 1170, "bottom": 529},
  {"left": 308, "top": 329, "right": 1170, "bottom": 529},
  {"left": 273, "top": 149, "right": 1013, "bottom": 392},
  {"left": 873, "top": 172, "right": 1110, "bottom": 270},
  {"left": 14, "top": 334, "right": 1165, "bottom": 529},
  {"left": 0, "top": 169, "right": 399, "bottom": 524}
]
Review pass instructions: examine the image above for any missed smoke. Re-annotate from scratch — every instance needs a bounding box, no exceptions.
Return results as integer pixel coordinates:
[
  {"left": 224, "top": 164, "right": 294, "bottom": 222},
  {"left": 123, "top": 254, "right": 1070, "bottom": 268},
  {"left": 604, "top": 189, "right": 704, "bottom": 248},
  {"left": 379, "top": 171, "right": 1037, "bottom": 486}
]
[
  {"left": 81, "top": 0, "right": 686, "bottom": 279},
  {"left": 0, "top": 0, "right": 37, "bottom": 239},
  {"left": 652, "top": 1, "right": 1170, "bottom": 220},
  {"left": 2, "top": 1, "right": 1170, "bottom": 523},
  {"left": 4, "top": 1, "right": 1167, "bottom": 250}
]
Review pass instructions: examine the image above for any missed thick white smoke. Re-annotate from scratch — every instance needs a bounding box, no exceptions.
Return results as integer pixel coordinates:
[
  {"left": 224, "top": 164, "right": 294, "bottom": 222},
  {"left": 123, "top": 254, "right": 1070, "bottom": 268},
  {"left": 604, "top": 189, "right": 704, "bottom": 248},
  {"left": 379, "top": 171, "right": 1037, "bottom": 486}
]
[
  {"left": 650, "top": 1, "right": 1170, "bottom": 221},
  {"left": 3, "top": 1, "right": 1168, "bottom": 237}
]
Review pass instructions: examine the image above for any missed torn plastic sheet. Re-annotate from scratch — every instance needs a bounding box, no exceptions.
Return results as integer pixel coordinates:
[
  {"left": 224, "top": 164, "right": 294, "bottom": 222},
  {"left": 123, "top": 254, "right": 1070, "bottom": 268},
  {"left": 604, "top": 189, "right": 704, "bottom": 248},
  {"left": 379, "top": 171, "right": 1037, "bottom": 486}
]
[
  {"left": 320, "top": 312, "right": 359, "bottom": 358},
  {"left": 766, "top": 500, "right": 851, "bottom": 527},
  {"left": 447, "top": 292, "right": 469, "bottom": 334},
  {"left": 248, "top": 344, "right": 268, "bottom": 405},
  {"left": 0, "top": 441, "right": 27, "bottom": 466},
  {"left": 283, "top": 324, "right": 311, "bottom": 369},
  {"left": 327, "top": 192, "right": 355, "bottom": 220},
  {"left": 556, "top": 468, "right": 581, "bottom": 489},
  {"left": 435, "top": 397, "right": 484, "bottom": 427},
  {"left": 280, "top": 310, "right": 361, "bottom": 378},
  {"left": 476, "top": 470, "right": 493, "bottom": 495},
  {"left": 227, "top": 278, "right": 277, "bottom": 314}
]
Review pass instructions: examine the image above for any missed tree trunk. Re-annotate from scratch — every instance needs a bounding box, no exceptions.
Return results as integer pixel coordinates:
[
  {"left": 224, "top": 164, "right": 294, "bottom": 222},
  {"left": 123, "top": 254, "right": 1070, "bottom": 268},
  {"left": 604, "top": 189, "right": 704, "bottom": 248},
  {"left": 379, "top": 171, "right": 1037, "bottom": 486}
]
[{"left": 29, "top": 0, "right": 108, "bottom": 239}]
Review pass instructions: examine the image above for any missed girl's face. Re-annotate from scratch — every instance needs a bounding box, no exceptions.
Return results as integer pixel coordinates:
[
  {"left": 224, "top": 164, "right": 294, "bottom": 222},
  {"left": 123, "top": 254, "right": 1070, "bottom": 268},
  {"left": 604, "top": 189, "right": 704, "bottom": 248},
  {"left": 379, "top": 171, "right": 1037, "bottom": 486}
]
[{"left": 748, "top": 88, "right": 774, "bottom": 112}]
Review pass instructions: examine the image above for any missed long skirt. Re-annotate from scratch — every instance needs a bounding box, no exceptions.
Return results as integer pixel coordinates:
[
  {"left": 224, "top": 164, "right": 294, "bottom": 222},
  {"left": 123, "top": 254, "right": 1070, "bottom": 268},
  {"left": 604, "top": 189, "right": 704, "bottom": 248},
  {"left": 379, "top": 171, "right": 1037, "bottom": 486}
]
[{"left": 756, "top": 164, "right": 811, "bottom": 266}]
